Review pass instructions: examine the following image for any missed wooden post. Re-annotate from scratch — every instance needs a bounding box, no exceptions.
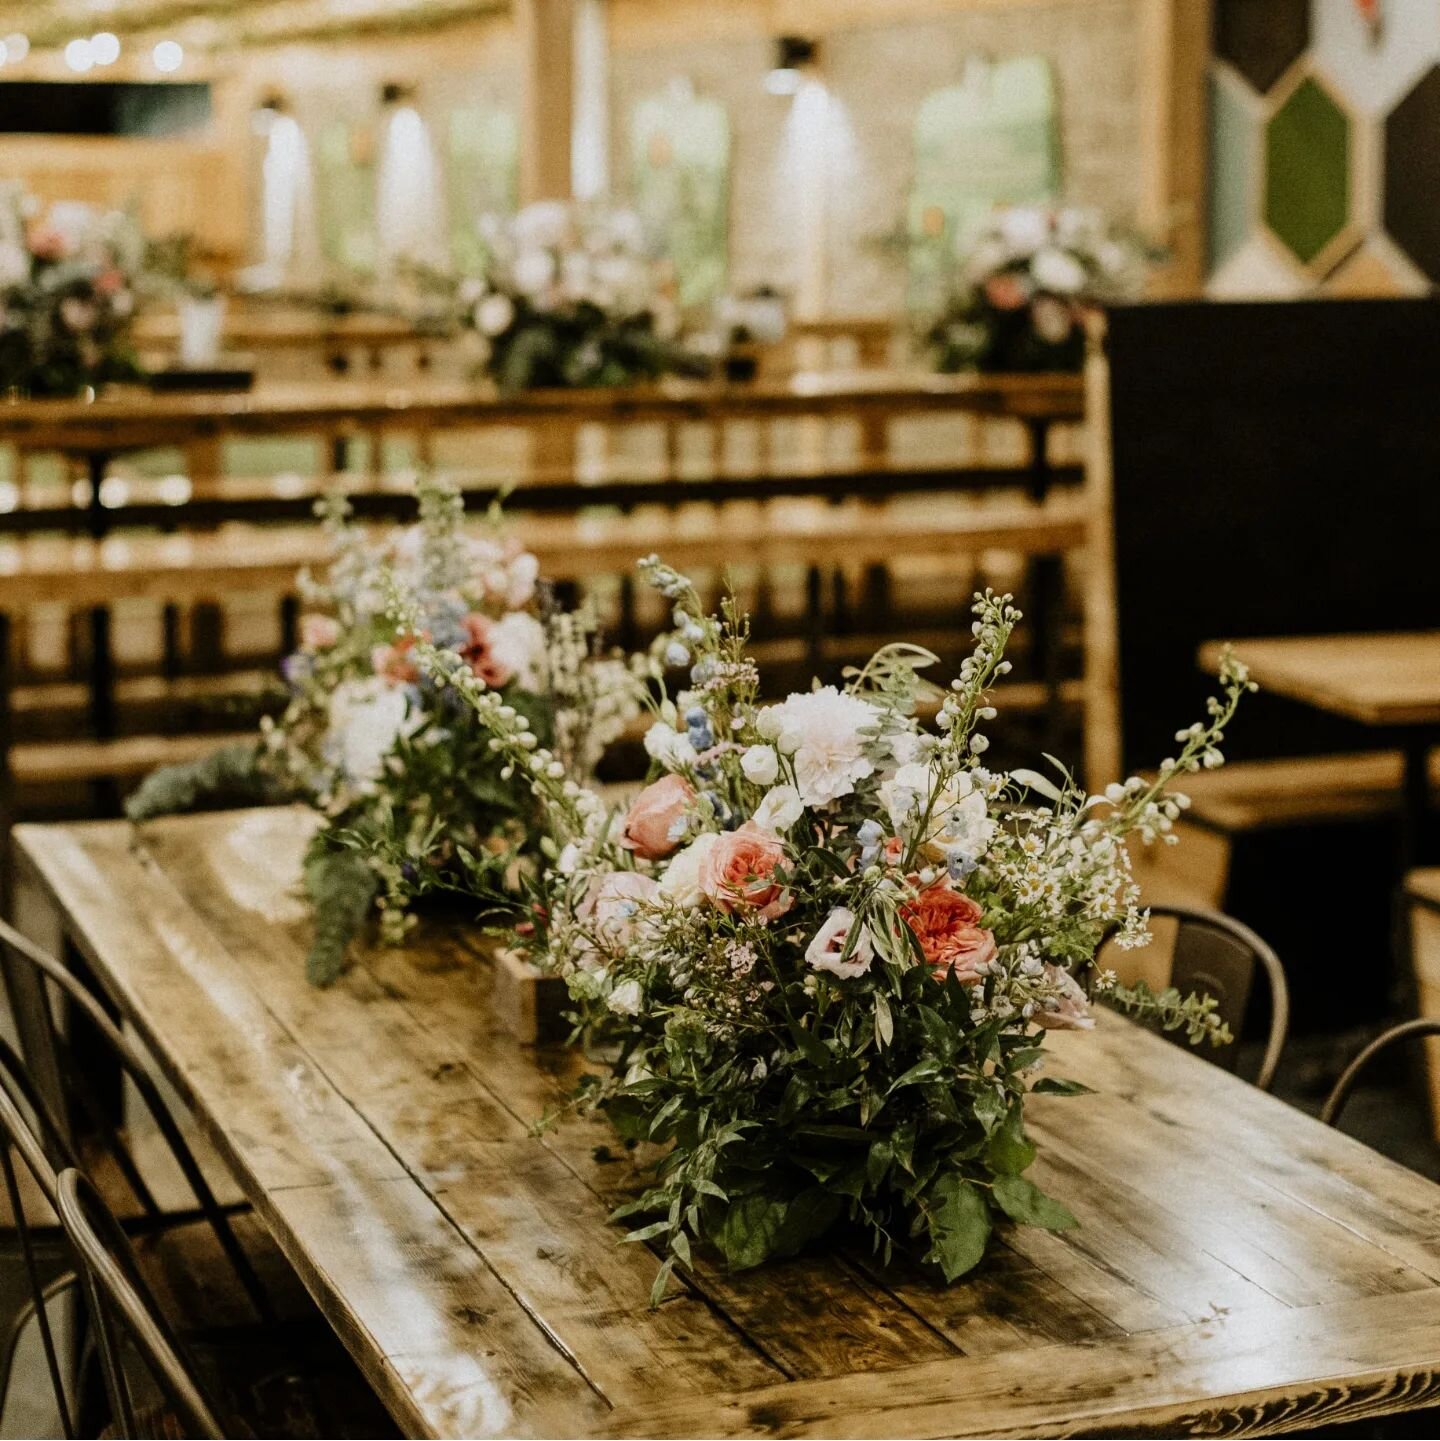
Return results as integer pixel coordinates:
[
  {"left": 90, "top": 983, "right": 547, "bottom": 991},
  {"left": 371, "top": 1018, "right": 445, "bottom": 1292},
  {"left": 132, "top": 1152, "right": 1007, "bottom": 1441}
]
[
  {"left": 1137, "top": 0, "right": 1212, "bottom": 297},
  {"left": 1081, "top": 315, "right": 1123, "bottom": 792},
  {"left": 518, "top": 0, "right": 577, "bottom": 205}
]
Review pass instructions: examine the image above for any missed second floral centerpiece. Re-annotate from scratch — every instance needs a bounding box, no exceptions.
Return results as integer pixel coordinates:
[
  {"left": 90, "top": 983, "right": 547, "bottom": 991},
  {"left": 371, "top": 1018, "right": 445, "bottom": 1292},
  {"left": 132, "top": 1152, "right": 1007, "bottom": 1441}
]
[
  {"left": 128, "top": 475, "right": 644, "bottom": 985},
  {"left": 409, "top": 559, "right": 1250, "bottom": 1299}
]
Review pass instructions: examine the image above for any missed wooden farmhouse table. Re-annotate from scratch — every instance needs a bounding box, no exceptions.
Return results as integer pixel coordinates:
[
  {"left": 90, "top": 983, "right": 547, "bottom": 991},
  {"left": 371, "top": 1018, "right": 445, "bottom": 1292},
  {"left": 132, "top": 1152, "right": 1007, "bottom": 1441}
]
[
  {"left": 1200, "top": 632, "right": 1440, "bottom": 868},
  {"left": 15, "top": 806, "right": 1440, "bottom": 1439}
]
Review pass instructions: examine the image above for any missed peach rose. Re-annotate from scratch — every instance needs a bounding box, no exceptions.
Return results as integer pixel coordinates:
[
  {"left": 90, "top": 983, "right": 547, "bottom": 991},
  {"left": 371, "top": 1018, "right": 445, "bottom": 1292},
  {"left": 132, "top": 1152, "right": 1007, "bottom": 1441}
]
[
  {"left": 619, "top": 775, "right": 694, "bottom": 860},
  {"left": 457, "top": 612, "right": 513, "bottom": 688},
  {"left": 300, "top": 613, "right": 340, "bottom": 651},
  {"left": 699, "top": 822, "right": 792, "bottom": 921},
  {"left": 900, "top": 883, "right": 997, "bottom": 983},
  {"left": 372, "top": 634, "right": 420, "bottom": 686},
  {"left": 984, "top": 273, "right": 1030, "bottom": 311}
]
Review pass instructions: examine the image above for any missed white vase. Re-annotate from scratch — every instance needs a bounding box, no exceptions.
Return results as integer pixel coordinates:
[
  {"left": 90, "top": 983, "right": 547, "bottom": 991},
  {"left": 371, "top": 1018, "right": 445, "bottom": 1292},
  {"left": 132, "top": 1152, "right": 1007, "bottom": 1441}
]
[{"left": 178, "top": 294, "right": 226, "bottom": 367}]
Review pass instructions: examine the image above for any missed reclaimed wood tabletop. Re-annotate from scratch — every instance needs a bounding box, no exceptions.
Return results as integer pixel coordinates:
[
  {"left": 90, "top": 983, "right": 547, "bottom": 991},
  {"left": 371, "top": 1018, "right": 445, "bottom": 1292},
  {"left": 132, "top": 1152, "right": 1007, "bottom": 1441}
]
[
  {"left": 13, "top": 806, "right": 1440, "bottom": 1439},
  {"left": 1199, "top": 632, "right": 1440, "bottom": 730}
]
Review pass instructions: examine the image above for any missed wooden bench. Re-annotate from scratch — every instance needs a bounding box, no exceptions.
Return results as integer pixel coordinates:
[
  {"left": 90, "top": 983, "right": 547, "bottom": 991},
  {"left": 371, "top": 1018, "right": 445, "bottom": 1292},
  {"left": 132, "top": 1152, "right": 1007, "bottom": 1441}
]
[
  {"left": 1, "top": 497, "right": 1086, "bottom": 799},
  {"left": 1405, "top": 869, "right": 1440, "bottom": 1139},
  {"left": 1131, "top": 751, "right": 1440, "bottom": 911}
]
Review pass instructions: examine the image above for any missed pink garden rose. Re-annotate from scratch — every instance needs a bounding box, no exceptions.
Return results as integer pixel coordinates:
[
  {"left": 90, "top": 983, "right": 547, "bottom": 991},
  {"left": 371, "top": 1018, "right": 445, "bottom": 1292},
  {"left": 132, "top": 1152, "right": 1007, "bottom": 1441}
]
[
  {"left": 700, "top": 823, "right": 792, "bottom": 921},
  {"left": 619, "top": 774, "right": 694, "bottom": 860},
  {"left": 457, "top": 612, "right": 514, "bottom": 688},
  {"left": 300, "top": 613, "right": 340, "bottom": 651},
  {"left": 899, "top": 882, "right": 997, "bottom": 983},
  {"left": 1033, "top": 963, "right": 1094, "bottom": 1031}
]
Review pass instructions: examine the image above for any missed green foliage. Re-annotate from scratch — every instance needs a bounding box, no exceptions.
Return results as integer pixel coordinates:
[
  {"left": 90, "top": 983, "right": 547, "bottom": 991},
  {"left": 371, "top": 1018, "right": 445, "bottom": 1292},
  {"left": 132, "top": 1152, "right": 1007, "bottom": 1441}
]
[
  {"left": 303, "top": 847, "right": 379, "bottom": 987},
  {"left": 125, "top": 742, "right": 284, "bottom": 822}
]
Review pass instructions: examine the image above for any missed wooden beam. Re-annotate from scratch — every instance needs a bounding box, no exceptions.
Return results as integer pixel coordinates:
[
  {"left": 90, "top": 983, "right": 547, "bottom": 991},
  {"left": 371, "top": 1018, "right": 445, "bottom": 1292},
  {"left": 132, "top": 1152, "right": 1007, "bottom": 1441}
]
[
  {"left": 1137, "top": 0, "right": 1212, "bottom": 297},
  {"left": 518, "top": 0, "right": 576, "bottom": 204}
]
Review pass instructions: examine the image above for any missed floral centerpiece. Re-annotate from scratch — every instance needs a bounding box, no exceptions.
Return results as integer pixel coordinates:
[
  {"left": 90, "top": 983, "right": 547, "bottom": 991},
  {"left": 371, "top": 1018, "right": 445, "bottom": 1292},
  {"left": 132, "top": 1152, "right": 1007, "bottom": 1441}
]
[
  {"left": 0, "top": 189, "right": 144, "bottom": 397},
  {"left": 407, "top": 559, "right": 1251, "bottom": 1300},
  {"left": 453, "top": 201, "right": 707, "bottom": 389},
  {"left": 127, "top": 476, "right": 645, "bottom": 984},
  {"left": 925, "top": 205, "right": 1147, "bottom": 374}
]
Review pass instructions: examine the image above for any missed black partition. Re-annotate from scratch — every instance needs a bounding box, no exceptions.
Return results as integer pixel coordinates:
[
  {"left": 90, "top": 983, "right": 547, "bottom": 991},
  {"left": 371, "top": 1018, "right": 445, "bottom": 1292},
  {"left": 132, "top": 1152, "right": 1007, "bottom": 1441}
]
[{"left": 1106, "top": 298, "right": 1440, "bottom": 773}]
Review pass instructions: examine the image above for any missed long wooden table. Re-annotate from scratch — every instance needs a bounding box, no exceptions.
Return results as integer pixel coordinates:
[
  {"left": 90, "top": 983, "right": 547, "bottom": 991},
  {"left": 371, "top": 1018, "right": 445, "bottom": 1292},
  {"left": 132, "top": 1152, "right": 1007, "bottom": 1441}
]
[{"left": 13, "top": 806, "right": 1440, "bottom": 1438}]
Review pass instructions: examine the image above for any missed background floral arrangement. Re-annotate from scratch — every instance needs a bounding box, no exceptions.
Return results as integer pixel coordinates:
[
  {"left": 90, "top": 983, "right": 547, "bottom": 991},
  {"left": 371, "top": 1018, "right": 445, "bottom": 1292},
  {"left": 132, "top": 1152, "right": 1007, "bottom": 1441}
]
[
  {"left": 128, "top": 476, "right": 644, "bottom": 984},
  {"left": 0, "top": 188, "right": 145, "bottom": 397},
  {"left": 452, "top": 201, "right": 708, "bottom": 389},
  {"left": 413, "top": 559, "right": 1250, "bottom": 1301},
  {"left": 925, "top": 205, "right": 1148, "bottom": 374}
]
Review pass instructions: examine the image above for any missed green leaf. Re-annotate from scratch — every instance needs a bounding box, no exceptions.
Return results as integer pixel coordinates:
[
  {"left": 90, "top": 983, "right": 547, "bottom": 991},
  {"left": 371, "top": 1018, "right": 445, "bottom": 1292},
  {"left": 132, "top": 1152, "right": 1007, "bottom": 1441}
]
[
  {"left": 714, "top": 1193, "right": 790, "bottom": 1271},
  {"left": 991, "top": 1174, "right": 1078, "bottom": 1232},
  {"left": 1032, "top": 1077, "right": 1096, "bottom": 1097},
  {"left": 874, "top": 992, "right": 894, "bottom": 1048},
  {"left": 887, "top": 1058, "right": 946, "bottom": 1093},
  {"left": 986, "top": 1104, "right": 1036, "bottom": 1175},
  {"left": 972, "top": 1085, "right": 1006, "bottom": 1134},
  {"left": 649, "top": 1257, "right": 676, "bottom": 1310},
  {"left": 621, "top": 1219, "right": 673, "bottom": 1244},
  {"left": 923, "top": 1174, "right": 992, "bottom": 1282}
]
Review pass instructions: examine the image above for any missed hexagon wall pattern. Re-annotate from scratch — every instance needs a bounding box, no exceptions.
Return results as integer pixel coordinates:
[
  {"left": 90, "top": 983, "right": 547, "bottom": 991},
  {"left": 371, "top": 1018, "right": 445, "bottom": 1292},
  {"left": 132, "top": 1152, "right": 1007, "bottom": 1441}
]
[
  {"left": 1264, "top": 75, "right": 1350, "bottom": 266},
  {"left": 1215, "top": 0, "right": 1309, "bottom": 95},
  {"left": 1384, "top": 65, "right": 1440, "bottom": 282},
  {"left": 1206, "top": 3, "right": 1440, "bottom": 295}
]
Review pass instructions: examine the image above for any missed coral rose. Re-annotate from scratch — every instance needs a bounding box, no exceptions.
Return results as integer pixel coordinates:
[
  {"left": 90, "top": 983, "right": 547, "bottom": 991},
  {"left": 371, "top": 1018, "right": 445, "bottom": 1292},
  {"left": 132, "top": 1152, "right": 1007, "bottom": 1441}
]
[
  {"left": 619, "top": 774, "right": 694, "bottom": 860},
  {"left": 699, "top": 823, "right": 792, "bottom": 921},
  {"left": 900, "top": 883, "right": 997, "bottom": 983}
]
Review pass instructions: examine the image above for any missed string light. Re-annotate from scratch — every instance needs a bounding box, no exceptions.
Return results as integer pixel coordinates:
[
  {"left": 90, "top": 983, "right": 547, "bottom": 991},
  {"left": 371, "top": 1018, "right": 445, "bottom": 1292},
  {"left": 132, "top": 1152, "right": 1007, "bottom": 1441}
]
[
  {"left": 152, "top": 39, "right": 183, "bottom": 73},
  {"left": 3, "top": 34, "right": 29, "bottom": 63},
  {"left": 90, "top": 32, "right": 120, "bottom": 66}
]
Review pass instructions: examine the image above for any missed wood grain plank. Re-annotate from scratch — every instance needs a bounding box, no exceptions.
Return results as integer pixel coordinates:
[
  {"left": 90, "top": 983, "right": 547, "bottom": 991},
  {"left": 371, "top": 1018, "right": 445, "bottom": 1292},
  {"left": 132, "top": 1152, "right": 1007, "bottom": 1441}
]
[{"left": 596, "top": 1289, "right": 1440, "bottom": 1440}]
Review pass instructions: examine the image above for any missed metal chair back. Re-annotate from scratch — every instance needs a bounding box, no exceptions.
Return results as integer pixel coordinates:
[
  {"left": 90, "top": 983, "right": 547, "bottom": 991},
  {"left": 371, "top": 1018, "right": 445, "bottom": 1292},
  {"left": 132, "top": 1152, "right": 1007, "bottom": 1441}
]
[
  {"left": 0, "top": 1074, "right": 77, "bottom": 1436},
  {"left": 1321, "top": 1018, "right": 1440, "bottom": 1127},
  {"left": 55, "top": 1168, "right": 228, "bottom": 1440},
  {"left": 0, "top": 918, "right": 272, "bottom": 1322},
  {"left": 1146, "top": 904, "right": 1290, "bottom": 1091}
]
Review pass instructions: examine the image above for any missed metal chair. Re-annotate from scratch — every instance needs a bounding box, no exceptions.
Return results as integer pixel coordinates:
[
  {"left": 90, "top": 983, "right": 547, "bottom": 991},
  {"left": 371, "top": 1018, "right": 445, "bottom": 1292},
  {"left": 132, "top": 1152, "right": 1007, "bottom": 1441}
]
[
  {"left": 1321, "top": 1018, "right": 1440, "bottom": 1127},
  {"left": 0, "top": 917, "right": 273, "bottom": 1324},
  {"left": 56, "top": 1169, "right": 228, "bottom": 1440},
  {"left": 1133, "top": 904, "right": 1290, "bottom": 1091},
  {"left": 0, "top": 1076, "right": 80, "bottom": 1436}
]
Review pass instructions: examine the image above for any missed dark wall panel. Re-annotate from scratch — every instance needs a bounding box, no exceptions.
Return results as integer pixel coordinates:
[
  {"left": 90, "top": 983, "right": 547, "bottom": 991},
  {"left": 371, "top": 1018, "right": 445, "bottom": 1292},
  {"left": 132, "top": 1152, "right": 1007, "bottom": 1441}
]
[{"left": 1106, "top": 298, "right": 1440, "bottom": 772}]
